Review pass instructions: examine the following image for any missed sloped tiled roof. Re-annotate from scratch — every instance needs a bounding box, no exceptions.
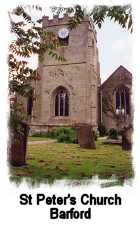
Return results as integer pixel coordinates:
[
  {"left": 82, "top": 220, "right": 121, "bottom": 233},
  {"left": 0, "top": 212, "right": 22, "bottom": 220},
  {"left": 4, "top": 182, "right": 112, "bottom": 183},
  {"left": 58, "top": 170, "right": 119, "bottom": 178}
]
[{"left": 101, "top": 65, "right": 132, "bottom": 88}]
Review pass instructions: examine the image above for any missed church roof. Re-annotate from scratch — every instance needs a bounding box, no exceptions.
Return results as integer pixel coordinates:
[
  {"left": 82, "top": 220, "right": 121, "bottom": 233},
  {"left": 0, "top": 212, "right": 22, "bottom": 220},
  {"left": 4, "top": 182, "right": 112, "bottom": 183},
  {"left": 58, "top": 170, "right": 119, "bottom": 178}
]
[{"left": 101, "top": 65, "right": 132, "bottom": 89}]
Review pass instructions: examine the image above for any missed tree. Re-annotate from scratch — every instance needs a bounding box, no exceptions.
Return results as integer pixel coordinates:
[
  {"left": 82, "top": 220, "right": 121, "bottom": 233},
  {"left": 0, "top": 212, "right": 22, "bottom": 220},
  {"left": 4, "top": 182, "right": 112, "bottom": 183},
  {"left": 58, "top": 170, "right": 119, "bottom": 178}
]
[
  {"left": 8, "top": 5, "right": 65, "bottom": 166},
  {"left": 9, "top": 4, "right": 84, "bottom": 127},
  {"left": 9, "top": 4, "right": 133, "bottom": 165},
  {"left": 90, "top": 5, "right": 132, "bottom": 32},
  {"left": 51, "top": 4, "right": 132, "bottom": 32},
  {"left": 8, "top": 4, "right": 85, "bottom": 165}
]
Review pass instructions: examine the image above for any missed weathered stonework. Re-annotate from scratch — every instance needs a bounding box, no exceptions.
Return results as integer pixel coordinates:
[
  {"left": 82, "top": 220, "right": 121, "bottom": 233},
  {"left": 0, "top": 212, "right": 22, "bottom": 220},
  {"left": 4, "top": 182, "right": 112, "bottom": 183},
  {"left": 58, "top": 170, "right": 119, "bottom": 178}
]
[
  {"left": 100, "top": 66, "right": 132, "bottom": 130},
  {"left": 30, "top": 15, "right": 101, "bottom": 133}
]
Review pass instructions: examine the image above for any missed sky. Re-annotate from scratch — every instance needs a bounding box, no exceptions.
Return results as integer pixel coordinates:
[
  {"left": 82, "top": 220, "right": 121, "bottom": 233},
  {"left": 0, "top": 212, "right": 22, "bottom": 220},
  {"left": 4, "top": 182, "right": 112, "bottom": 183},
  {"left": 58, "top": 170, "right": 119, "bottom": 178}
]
[{"left": 96, "top": 18, "right": 132, "bottom": 81}]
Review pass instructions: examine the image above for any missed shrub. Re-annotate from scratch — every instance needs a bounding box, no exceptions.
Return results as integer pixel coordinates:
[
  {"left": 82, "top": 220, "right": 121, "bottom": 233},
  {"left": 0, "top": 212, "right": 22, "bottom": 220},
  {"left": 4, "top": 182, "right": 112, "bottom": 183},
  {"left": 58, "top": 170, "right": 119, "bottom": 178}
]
[
  {"left": 47, "top": 127, "right": 77, "bottom": 143},
  {"left": 46, "top": 130, "right": 57, "bottom": 139},
  {"left": 98, "top": 123, "right": 107, "bottom": 137},
  {"left": 108, "top": 128, "right": 118, "bottom": 139}
]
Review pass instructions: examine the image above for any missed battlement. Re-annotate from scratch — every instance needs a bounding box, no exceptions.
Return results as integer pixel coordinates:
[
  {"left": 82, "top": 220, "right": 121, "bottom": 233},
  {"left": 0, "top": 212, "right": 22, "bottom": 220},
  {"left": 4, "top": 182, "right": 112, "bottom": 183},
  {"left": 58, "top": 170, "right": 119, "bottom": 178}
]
[
  {"left": 42, "top": 14, "right": 71, "bottom": 28},
  {"left": 42, "top": 14, "right": 91, "bottom": 28}
]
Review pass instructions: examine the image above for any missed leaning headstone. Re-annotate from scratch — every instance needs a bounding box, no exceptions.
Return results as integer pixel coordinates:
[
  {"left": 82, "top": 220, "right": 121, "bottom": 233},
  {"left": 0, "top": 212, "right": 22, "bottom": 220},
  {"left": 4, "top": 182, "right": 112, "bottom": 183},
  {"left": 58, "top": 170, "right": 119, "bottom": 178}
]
[
  {"left": 122, "top": 125, "right": 132, "bottom": 151},
  {"left": 9, "top": 123, "right": 29, "bottom": 166},
  {"left": 75, "top": 123, "right": 96, "bottom": 149}
]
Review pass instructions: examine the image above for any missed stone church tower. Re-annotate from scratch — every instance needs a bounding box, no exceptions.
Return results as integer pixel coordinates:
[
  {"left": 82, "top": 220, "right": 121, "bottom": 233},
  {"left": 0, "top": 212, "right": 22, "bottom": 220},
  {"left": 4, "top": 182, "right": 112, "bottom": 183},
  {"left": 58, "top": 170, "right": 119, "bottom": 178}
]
[{"left": 30, "top": 15, "right": 101, "bottom": 133}]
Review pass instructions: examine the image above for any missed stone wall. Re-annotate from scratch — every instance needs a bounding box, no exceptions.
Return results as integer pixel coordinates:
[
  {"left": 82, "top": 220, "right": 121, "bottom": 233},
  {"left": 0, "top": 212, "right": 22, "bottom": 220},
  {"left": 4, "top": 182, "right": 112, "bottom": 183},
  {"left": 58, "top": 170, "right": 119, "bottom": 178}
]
[
  {"left": 100, "top": 66, "right": 132, "bottom": 130},
  {"left": 30, "top": 15, "right": 100, "bottom": 132}
]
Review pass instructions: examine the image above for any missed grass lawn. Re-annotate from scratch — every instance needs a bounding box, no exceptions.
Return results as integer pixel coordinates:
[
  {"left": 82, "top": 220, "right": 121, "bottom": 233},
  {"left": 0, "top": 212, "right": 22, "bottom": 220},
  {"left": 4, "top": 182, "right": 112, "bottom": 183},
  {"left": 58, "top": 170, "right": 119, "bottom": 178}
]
[{"left": 10, "top": 139, "right": 133, "bottom": 187}]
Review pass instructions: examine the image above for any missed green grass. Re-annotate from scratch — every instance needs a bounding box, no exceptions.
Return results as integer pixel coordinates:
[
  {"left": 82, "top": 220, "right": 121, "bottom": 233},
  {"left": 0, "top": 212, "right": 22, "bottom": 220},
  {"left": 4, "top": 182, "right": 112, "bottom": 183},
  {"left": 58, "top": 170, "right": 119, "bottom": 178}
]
[{"left": 10, "top": 139, "right": 133, "bottom": 186}]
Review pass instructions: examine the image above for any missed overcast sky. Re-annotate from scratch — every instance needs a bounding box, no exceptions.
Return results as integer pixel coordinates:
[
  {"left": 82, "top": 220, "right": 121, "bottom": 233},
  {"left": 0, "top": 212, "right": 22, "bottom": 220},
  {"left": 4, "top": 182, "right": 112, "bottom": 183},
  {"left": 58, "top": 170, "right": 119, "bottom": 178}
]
[{"left": 96, "top": 18, "right": 132, "bottom": 82}]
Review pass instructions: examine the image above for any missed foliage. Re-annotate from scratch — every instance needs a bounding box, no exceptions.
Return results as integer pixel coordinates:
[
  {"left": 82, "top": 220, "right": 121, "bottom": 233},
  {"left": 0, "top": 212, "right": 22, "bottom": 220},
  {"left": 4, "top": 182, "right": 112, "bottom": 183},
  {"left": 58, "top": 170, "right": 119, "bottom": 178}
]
[
  {"left": 47, "top": 127, "right": 77, "bottom": 143},
  {"left": 98, "top": 123, "right": 107, "bottom": 137},
  {"left": 108, "top": 128, "right": 118, "bottom": 139},
  {"left": 52, "top": 4, "right": 132, "bottom": 33},
  {"left": 9, "top": 5, "right": 62, "bottom": 61},
  {"left": 8, "top": 4, "right": 87, "bottom": 132},
  {"left": 46, "top": 130, "right": 57, "bottom": 139},
  {"left": 9, "top": 3, "right": 132, "bottom": 136},
  {"left": 9, "top": 4, "right": 132, "bottom": 130},
  {"left": 90, "top": 5, "right": 132, "bottom": 32},
  {"left": 9, "top": 5, "right": 67, "bottom": 132}
]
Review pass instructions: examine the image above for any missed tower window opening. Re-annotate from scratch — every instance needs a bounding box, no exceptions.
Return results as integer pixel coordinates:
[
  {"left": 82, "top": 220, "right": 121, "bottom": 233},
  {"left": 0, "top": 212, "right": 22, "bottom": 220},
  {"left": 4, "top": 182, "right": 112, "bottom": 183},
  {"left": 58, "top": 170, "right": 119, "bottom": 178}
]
[{"left": 58, "top": 36, "right": 69, "bottom": 46}]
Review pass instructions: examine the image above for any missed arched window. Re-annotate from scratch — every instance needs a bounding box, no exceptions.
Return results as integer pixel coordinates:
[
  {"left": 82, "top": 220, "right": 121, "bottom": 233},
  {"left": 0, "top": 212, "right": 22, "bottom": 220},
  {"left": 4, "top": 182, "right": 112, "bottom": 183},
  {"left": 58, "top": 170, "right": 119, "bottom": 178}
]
[
  {"left": 55, "top": 87, "right": 69, "bottom": 116},
  {"left": 115, "top": 87, "right": 130, "bottom": 115}
]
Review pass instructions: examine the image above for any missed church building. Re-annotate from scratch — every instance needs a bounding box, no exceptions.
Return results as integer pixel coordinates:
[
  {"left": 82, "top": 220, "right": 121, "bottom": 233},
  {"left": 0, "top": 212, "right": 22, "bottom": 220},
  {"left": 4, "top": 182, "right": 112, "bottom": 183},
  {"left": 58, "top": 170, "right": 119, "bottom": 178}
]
[
  {"left": 30, "top": 15, "right": 101, "bottom": 133},
  {"left": 100, "top": 65, "right": 132, "bottom": 130},
  {"left": 30, "top": 15, "right": 132, "bottom": 133}
]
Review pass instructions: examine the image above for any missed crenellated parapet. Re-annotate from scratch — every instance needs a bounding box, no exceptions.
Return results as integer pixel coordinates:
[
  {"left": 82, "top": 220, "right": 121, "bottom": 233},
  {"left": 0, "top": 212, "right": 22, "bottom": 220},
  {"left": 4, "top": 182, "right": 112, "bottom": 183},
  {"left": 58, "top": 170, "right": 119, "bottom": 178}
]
[
  {"left": 42, "top": 14, "right": 94, "bottom": 29},
  {"left": 42, "top": 14, "right": 72, "bottom": 28}
]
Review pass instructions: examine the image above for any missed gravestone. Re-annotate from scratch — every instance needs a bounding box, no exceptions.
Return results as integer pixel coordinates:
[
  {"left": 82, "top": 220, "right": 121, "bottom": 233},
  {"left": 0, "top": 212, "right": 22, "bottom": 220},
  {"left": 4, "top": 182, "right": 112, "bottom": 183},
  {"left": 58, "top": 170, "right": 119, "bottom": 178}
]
[
  {"left": 76, "top": 123, "right": 96, "bottom": 149},
  {"left": 9, "top": 123, "right": 29, "bottom": 166},
  {"left": 122, "top": 125, "right": 132, "bottom": 151}
]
